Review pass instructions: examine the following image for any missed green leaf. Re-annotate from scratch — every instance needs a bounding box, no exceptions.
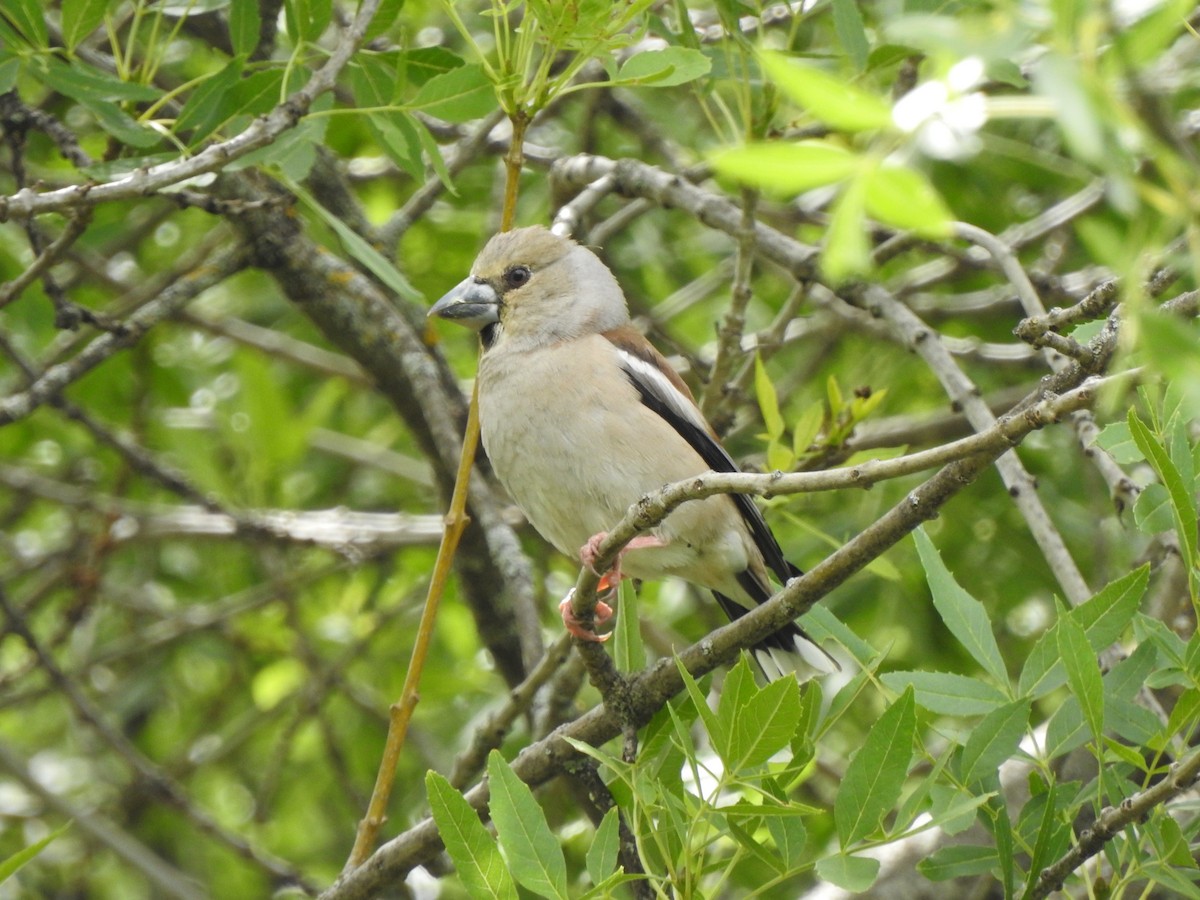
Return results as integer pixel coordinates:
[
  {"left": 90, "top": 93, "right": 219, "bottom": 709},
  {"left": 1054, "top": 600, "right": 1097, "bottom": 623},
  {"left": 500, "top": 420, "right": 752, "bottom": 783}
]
[
  {"left": 1092, "top": 421, "right": 1142, "bottom": 463},
  {"left": 399, "top": 47, "right": 466, "bottom": 88},
  {"left": 257, "top": 102, "right": 328, "bottom": 179},
  {"left": 0, "top": 56, "right": 17, "bottom": 94},
  {"left": 1157, "top": 813, "right": 1198, "bottom": 869},
  {"left": 1058, "top": 614, "right": 1104, "bottom": 741},
  {"left": 1141, "top": 861, "right": 1200, "bottom": 899},
  {"left": 427, "top": 771, "right": 518, "bottom": 900},
  {"left": 1134, "top": 483, "right": 1176, "bottom": 534},
  {"left": 959, "top": 698, "right": 1030, "bottom": 786},
  {"left": 251, "top": 657, "right": 306, "bottom": 709},
  {"left": 614, "top": 47, "right": 711, "bottom": 87},
  {"left": 585, "top": 808, "right": 620, "bottom": 887},
  {"left": 0, "top": 821, "right": 72, "bottom": 883},
  {"left": 62, "top": 0, "right": 109, "bottom": 51},
  {"left": 351, "top": 51, "right": 400, "bottom": 106},
  {"left": 815, "top": 853, "right": 880, "bottom": 892},
  {"left": 90, "top": 100, "right": 163, "bottom": 147},
  {"left": 1, "top": 0, "right": 47, "bottom": 47},
  {"left": 486, "top": 751, "right": 569, "bottom": 900},
  {"left": 285, "top": 0, "right": 331, "bottom": 42},
  {"left": 727, "top": 818, "right": 785, "bottom": 874},
  {"left": 917, "top": 844, "right": 998, "bottom": 881},
  {"left": 792, "top": 402, "right": 824, "bottom": 457},
  {"left": 766, "top": 811, "right": 807, "bottom": 869},
  {"left": 831, "top": 0, "right": 870, "bottom": 70},
  {"left": 985, "top": 794, "right": 1016, "bottom": 896},
  {"left": 409, "top": 63, "right": 495, "bottom": 123},
  {"left": 1138, "top": 309, "right": 1200, "bottom": 424},
  {"left": 927, "top": 783, "right": 991, "bottom": 836},
  {"left": 227, "top": 68, "right": 288, "bottom": 119},
  {"left": 1128, "top": 409, "right": 1198, "bottom": 587},
  {"left": 727, "top": 669, "right": 802, "bottom": 769},
  {"left": 673, "top": 658, "right": 723, "bottom": 751},
  {"left": 880, "top": 670, "right": 1008, "bottom": 716},
  {"left": 1018, "top": 565, "right": 1148, "bottom": 698},
  {"left": 863, "top": 165, "right": 953, "bottom": 238},
  {"left": 835, "top": 687, "right": 915, "bottom": 845},
  {"left": 1020, "top": 784, "right": 1072, "bottom": 894},
  {"left": 35, "top": 56, "right": 161, "bottom": 103},
  {"left": 913, "top": 528, "right": 1007, "bottom": 684},
  {"left": 351, "top": 54, "right": 425, "bottom": 179},
  {"left": 801, "top": 604, "right": 880, "bottom": 670},
  {"left": 754, "top": 354, "right": 785, "bottom": 441},
  {"left": 823, "top": 170, "right": 870, "bottom": 282},
  {"left": 364, "top": 0, "right": 406, "bottom": 42},
  {"left": 527, "top": 0, "right": 621, "bottom": 48},
  {"left": 760, "top": 51, "right": 892, "bottom": 132},
  {"left": 711, "top": 140, "right": 861, "bottom": 196},
  {"left": 413, "top": 113, "right": 455, "bottom": 192},
  {"left": 365, "top": 110, "right": 425, "bottom": 181},
  {"left": 174, "top": 56, "right": 246, "bottom": 144},
  {"left": 287, "top": 180, "right": 423, "bottom": 302},
  {"left": 1160, "top": 688, "right": 1200, "bottom": 750},
  {"left": 716, "top": 655, "right": 757, "bottom": 754},
  {"left": 229, "top": 0, "right": 261, "bottom": 56},
  {"left": 613, "top": 579, "right": 644, "bottom": 673}
]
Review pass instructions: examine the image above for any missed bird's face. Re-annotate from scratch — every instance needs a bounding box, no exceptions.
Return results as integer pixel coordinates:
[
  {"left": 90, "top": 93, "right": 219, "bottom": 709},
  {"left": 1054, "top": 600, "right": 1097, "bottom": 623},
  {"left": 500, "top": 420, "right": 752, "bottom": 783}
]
[{"left": 429, "top": 226, "right": 628, "bottom": 351}]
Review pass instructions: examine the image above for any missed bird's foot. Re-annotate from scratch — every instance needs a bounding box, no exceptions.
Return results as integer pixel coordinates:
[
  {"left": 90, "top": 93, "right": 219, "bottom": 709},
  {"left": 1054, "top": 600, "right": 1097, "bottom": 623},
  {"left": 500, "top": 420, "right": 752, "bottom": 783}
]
[
  {"left": 559, "top": 590, "right": 614, "bottom": 643},
  {"left": 580, "top": 532, "right": 667, "bottom": 586}
]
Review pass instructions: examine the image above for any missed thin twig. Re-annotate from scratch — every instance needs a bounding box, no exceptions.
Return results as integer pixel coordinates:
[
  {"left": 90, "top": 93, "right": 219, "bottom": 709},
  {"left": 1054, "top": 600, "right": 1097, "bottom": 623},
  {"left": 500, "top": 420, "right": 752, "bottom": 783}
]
[
  {"left": 1029, "top": 749, "right": 1200, "bottom": 899},
  {"left": 345, "top": 109, "right": 532, "bottom": 871},
  {"left": 0, "top": 244, "right": 251, "bottom": 426},
  {"left": 344, "top": 381, "right": 483, "bottom": 869},
  {"left": 701, "top": 188, "right": 758, "bottom": 434},
  {"left": 449, "top": 634, "right": 574, "bottom": 789},
  {"left": 0, "top": 742, "right": 205, "bottom": 900},
  {"left": 0, "top": 0, "right": 385, "bottom": 220},
  {"left": 0, "top": 585, "right": 315, "bottom": 891}
]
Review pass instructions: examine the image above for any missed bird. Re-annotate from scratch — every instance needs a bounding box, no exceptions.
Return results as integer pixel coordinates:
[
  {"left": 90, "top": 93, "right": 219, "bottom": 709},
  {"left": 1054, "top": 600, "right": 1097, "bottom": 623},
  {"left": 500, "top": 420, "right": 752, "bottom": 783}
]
[{"left": 429, "top": 225, "right": 833, "bottom": 679}]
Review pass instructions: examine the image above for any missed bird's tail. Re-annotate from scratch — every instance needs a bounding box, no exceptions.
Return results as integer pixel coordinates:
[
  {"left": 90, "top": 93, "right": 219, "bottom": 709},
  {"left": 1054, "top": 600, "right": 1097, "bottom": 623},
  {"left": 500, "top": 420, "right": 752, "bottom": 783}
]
[{"left": 713, "top": 591, "right": 838, "bottom": 682}]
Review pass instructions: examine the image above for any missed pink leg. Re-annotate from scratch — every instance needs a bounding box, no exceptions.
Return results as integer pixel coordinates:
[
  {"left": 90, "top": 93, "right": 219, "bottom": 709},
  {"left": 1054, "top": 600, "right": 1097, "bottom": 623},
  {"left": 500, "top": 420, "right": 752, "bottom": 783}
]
[
  {"left": 579, "top": 532, "right": 667, "bottom": 584},
  {"left": 559, "top": 591, "right": 614, "bottom": 643}
]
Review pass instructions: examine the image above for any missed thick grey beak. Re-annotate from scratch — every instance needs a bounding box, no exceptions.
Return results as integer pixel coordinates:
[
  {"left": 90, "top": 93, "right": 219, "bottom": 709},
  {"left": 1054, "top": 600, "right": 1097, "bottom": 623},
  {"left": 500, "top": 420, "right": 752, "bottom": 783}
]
[{"left": 428, "top": 276, "right": 500, "bottom": 330}]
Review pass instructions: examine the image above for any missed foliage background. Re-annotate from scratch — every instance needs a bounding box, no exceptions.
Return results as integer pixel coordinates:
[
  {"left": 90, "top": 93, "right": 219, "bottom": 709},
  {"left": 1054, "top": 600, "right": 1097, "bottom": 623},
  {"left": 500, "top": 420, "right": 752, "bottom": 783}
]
[{"left": 0, "top": 0, "right": 1198, "bottom": 897}]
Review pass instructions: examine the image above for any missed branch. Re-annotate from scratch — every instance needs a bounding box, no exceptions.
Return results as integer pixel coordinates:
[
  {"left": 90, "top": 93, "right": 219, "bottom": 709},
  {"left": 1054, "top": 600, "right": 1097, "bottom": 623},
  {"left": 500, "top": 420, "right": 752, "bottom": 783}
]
[
  {"left": 0, "top": 741, "right": 205, "bottom": 900},
  {"left": 0, "top": 0, "right": 383, "bottom": 221},
  {"left": 0, "top": 211, "right": 91, "bottom": 310},
  {"left": 0, "top": 585, "right": 315, "bottom": 891},
  {"left": 1030, "top": 749, "right": 1200, "bottom": 899},
  {"left": 0, "top": 244, "right": 251, "bottom": 426}
]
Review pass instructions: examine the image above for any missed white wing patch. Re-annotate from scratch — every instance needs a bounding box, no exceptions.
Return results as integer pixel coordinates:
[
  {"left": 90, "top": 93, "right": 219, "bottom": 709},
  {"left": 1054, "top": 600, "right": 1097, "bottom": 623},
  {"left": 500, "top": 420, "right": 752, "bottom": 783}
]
[{"left": 612, "top": 348, "right": 712, "bottom": 439}]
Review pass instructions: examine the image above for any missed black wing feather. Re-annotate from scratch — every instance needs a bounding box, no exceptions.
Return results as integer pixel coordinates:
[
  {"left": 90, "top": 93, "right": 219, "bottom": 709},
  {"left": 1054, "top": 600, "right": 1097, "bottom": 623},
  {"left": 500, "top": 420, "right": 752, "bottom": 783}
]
[{"left": 616, "top": 356, "right": 798, "bottom": 585}]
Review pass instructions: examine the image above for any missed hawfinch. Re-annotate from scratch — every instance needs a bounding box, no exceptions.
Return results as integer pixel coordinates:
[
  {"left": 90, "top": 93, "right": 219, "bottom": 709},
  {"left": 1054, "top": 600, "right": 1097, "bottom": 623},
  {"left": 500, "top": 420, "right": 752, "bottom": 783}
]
[{"left": 429, "top": 226, "right": 832, "bottom": 679}]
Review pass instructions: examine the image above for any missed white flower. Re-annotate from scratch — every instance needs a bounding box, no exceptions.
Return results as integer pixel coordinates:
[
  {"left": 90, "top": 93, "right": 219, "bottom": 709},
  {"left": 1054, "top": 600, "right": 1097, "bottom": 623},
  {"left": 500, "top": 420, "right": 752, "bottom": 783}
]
[{"left": 892, "top": 57, "right": 987, "bottom": 160}]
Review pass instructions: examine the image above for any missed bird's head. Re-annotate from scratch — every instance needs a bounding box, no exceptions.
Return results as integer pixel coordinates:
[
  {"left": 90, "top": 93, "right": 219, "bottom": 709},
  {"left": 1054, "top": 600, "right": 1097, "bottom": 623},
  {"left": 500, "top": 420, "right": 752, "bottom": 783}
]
[{"left": 429, "top": 226, "right": 629, "bottom": 351}]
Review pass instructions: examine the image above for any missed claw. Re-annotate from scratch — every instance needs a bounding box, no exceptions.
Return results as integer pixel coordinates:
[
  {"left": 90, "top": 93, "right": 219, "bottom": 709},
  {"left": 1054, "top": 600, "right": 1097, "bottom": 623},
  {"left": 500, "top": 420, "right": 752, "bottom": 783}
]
[{"left": 559, "top": 590, "right": 613, "bottom": 643}]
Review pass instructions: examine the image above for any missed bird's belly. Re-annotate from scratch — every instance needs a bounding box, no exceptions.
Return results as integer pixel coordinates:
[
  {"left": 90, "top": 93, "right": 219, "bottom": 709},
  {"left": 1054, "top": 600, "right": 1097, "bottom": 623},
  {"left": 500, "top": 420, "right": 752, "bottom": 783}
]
[{"left": 480, "top": 378, "right": 637, "bottom": 556}]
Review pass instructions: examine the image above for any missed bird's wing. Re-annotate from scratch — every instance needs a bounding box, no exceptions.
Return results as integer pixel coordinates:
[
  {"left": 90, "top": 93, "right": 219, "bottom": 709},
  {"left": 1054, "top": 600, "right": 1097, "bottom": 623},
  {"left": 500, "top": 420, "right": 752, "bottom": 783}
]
[{"left": 602, "top": 326, "right": 798, "bottom": 585}]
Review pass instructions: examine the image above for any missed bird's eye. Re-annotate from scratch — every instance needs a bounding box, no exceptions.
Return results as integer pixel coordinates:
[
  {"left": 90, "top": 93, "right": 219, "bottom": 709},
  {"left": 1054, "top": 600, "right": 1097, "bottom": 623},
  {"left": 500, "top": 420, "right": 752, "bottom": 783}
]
[{"left": 504, "top": 265, "right": 531, "bottom": 288}]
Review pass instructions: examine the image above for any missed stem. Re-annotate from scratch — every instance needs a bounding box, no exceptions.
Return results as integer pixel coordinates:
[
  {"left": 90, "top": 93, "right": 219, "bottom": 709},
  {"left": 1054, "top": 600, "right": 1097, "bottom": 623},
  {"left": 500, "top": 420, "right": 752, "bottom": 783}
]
[
  {"left": 343, "top": 107, "right": 528, "bottom": 871},
  {"left": 502, "top": 112, "right": 530, "bottom": 231},
  {"left": 344, "top": 379, "right": 482, "bottom": 870}
]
